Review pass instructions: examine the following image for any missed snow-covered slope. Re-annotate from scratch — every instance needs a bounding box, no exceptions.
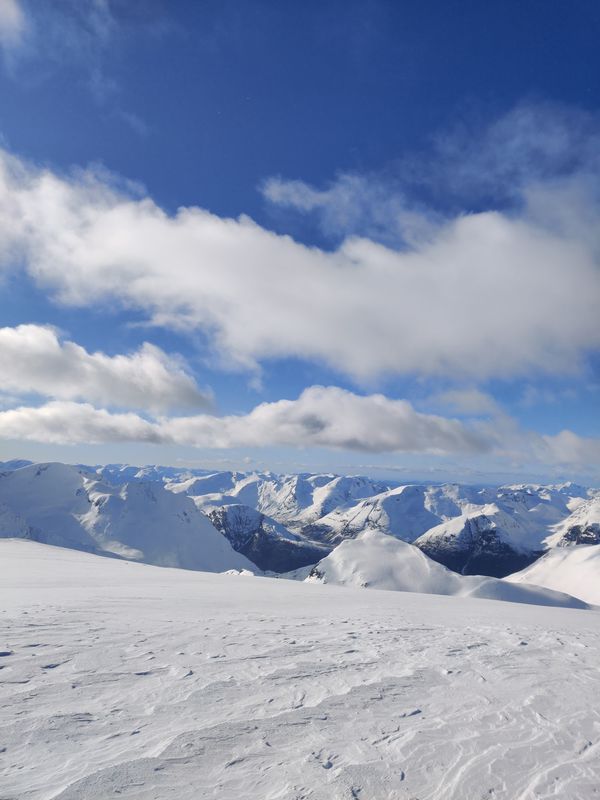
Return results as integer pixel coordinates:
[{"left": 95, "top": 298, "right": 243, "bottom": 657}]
[
  {"left": 81, "top": 480, "right": 255, "bottom": 572},
  {"left": 0, "top": 462, "right": 100, "bottom": 551},
  {"left": 2, "top": 538, "right": 598, "bottom": 800},
  {"left": 544, "top": 495, "right": 600, "bottom": 547},
  {"left": 506, "top": 544, "right": 600, "bottom": 605},
  {"left": 307, "top": 531, "right": 587, "bottom": 608},
  {"left": 0, "top": 462, "right": 254, "bottom": 573}
]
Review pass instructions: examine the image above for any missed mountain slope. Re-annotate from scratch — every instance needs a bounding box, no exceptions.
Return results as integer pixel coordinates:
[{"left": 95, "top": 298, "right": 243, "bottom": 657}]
[
  {"left": 413, "top": 505, "right": 547, "bottom": 577},
  {"left": 206, "top": 503, "right": 329, "bottom": 572},
  {"left": 0, "top": 462, "right": 254, "bottom": 573},
  {"left": 544, "top": 495, "right": 600, "bottom": 547},
  {"left": 506, "top": 544, "right": 600, "bottom": 605}
]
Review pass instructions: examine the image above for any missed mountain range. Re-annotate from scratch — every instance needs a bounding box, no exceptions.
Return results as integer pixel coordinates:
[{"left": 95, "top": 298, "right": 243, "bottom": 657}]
[{"left": 1, "top": 460, "right": 598, "bottom": 607}]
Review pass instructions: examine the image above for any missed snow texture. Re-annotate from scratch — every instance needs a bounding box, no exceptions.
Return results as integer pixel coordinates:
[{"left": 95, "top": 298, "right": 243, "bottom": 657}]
[{"left": 1, "top": 539, "right": 599, "bottom": 800}]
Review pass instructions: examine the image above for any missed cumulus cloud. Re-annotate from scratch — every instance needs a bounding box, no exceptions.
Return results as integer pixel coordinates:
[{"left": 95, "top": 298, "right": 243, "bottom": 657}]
[
  {"left": 0, "top": 324, "right": 212, "bottom": 413},
  {"left": 0, "top": 143, "right": 599, "bottom": 382},
  {"left": 0, "top": 387, "right": 489, "bottom": 454},
  {"left": 0, "top": 401, "right": 162, "bottom": 445},
  {"left": 0, "top": 0, "right": 25, "bottom": 48},
  {"left": 163, "top": 386, "right": 490, "bottom": 454}
]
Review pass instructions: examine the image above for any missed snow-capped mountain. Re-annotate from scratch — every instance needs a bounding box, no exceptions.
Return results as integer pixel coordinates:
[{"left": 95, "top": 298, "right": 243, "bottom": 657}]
[
  {"left": 302, "top": 485, "right": 441, "bottom": 544},
  {"left": 0, "top": 462, "right": 100, "bottom": 551},
  {"left": 168, "top": 470, "right": 392, "bottom": 528},
  {"left": 413, "top": 485, "right": 589, "bottom": 577},
  {"left": 1, "top": 460, "right": 598, "bottom": 582},
  {"left": 413, "top": 505, "right": 545, "bottom": 577},
  {"left": 306, "top": 530, "right": 587, "bottom": 608},
  {"left": 300, "top": 483, "right": 486, "bottom": 544},
  {"left": 0, "top": 462, "right": 254, "bottom": 573},
  {"left": 205, "top": 503, "right": 329, "bottom": 572}
]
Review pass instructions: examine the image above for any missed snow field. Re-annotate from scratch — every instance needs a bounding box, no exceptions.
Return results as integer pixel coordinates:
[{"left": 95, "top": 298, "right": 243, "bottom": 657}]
[{"left": 1, "top": 540, "right": 599, "bottom": 799}]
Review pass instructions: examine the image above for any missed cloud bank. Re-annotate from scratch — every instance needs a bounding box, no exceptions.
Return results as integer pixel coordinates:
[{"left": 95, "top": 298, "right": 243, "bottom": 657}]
[
  {"left": 0, "top": 387, "right": 597, "bottom": 469},
  {"left": 0, "top": 387, "right": 487, "bottom": 454},
  {"left": 0, "top": 139, "right": 599, "bottom": 382},
  {"left": 0, "top": 324, "right": 211, "bottom": 413}
]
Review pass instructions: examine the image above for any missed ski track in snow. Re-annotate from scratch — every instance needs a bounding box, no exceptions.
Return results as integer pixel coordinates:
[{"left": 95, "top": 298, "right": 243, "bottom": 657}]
[{"left": 1, "top": 541, "right": 599, "bottom": 800}]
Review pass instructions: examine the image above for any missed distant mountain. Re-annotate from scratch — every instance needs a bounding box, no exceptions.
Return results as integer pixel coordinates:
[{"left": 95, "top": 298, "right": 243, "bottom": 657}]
[
  {"left": 169, "top": 471, "right": 392, "bottom": 528},
  {"left": 206, "top": 504, "right": 329, "bottom": 572},
  {"left": 0, "top": 459, "right": 33, "bottom": 472},
  {"left": 300, "top": 483, "right": 483, "bottom": 544},
  {"left": 1, "top": 461, "right": 598, "bottom": 584},
  {"left": 413, "top": 485, "right": 587, "bottom": 577},
  {"left": 306, "top": 530, "right": 587, "bottom": 609},
  {"left": 544, "top": 495, "right": 600, "bottom": 547},
  {"left": 94, "top": 463, "right": 210, "bottom": 484}
]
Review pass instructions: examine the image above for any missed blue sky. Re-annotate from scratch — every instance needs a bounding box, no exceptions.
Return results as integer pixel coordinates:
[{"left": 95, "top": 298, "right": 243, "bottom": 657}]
[{"left": 0, "top": 0, "right": 599, "bottom": 482}]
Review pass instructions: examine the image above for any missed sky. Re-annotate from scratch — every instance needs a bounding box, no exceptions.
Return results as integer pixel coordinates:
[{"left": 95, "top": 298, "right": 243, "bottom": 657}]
[{"left": 0, "top": 0, "right": 599, "bottom": 483}]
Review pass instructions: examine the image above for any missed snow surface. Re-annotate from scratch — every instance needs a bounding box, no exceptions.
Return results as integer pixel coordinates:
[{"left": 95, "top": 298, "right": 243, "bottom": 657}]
[
  {"left": 306, "top": 531, "right": 588, "bottom": 608},
  {"left": 507, "top": 544, "right": 600, "bottom": 605},
  {"left": 1, "top": 539, "right": 599, "bottom": 800}
]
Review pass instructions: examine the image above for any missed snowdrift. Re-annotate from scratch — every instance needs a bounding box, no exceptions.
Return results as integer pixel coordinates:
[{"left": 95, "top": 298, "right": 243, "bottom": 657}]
[{"left": 307, "top": 531, "right": 588, "bottom": 608}]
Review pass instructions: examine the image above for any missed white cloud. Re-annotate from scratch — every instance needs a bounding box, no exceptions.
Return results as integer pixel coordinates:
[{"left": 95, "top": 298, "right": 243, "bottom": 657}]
[
  {"left": 0, "top": 0, "right": 25, "bottom": 48},
  {"left": 262, "top": 173, "right": 437, "bottom": 247},
  {"left": 0, "top": 387, "right": 489, "bottom": 454},
  {"left": 263, "top": 104, "right": 600, "bottom": 244},
  {"left": 0, "top": 401, "right": 162, "bottom": 445},
  {"left": 0, "top": 387, "right": 597, "bottom": 470},
  {"left": 1, "top": 146, "right": 599, "bottom": 383},
  {"left": 162, "top": 386, "right": 490, "bottom": 454},
  {"left": 431, "top": 102, "right": 600, "bottom": 205},
  {"left": 540, "top": 430, "right": 600, "bottom": 466},
  {"left": 0, "top": 324, "right": 211, "bottom": 413}
]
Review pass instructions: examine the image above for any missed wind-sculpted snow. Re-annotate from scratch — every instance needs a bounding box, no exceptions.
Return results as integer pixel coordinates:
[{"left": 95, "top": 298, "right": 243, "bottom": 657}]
[
  {"left": 307, "top": 531, "right": 588, "bottom": 608},
  {"left": 1, "top": 539, "right": 599, "bottom": 800},
  {"left": 507, "top": 544, "right": 600, "bottom": 605}
]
